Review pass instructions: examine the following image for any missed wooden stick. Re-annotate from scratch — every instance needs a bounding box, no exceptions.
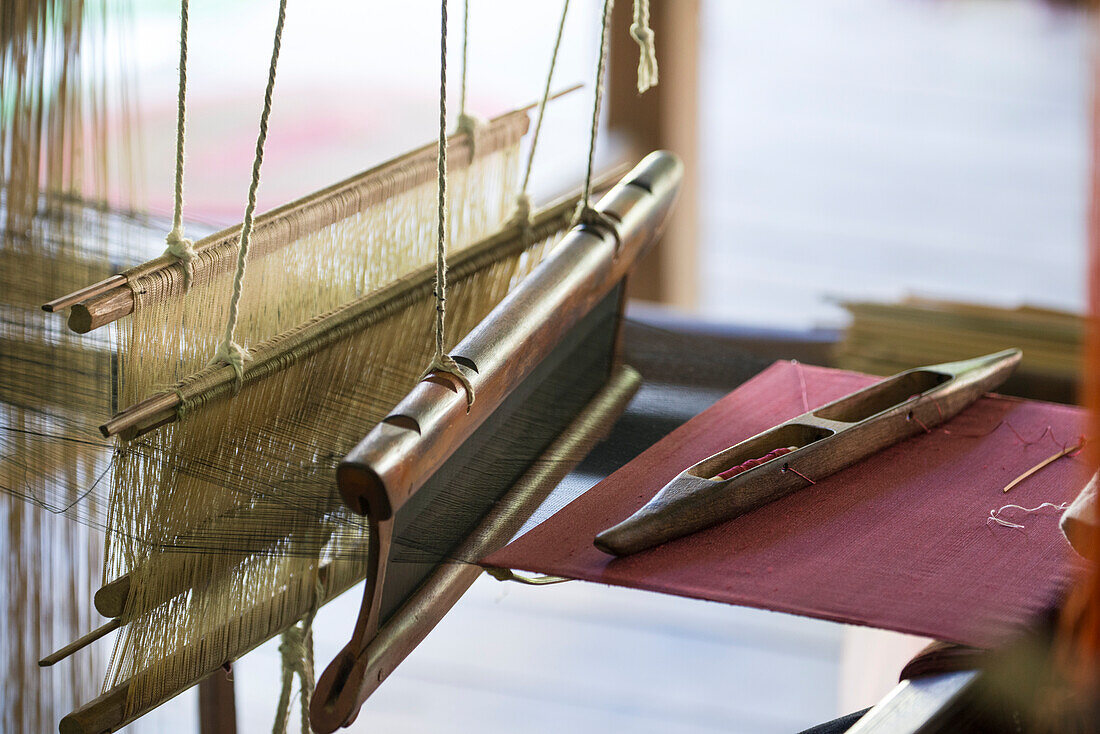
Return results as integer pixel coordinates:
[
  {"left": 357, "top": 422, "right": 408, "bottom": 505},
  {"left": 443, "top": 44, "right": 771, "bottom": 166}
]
[
  {"left": 1003, "top": 440, "right": 1085, "bottom": 493},
  {"left": 38, "top": 618, "right": 121, "bottom": 667},
  {"left": 48, "top": 86, "right": 584, "bottom": 332},
  {"left": 42, "top": 274, "right": 126, "bottom": 313}
]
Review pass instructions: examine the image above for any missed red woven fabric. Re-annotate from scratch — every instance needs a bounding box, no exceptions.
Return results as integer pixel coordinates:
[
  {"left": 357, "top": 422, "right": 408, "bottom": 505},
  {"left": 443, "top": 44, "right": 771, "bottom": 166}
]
[{"left": 484, "top": 362, "right": 1090, "bottom": 648}]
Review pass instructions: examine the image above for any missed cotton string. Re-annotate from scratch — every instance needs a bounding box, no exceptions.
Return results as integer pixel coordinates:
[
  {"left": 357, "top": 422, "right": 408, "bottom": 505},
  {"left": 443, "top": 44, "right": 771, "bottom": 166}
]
[
  {"left": 513, "top": 0, "right": 571, "bottom": 226},
  {"left": 272, "top": 578, "right": 322, "bottom": 734},
  {"left": 428, "top": 0, "right": 475, "bottom": 407},
  {"left": 630, "top": 0, "right": 658, "bottom": 93},
  {"left": 988, "top": 502, "right": 1070, "bottom": 531},
  {"left": 574, "top": 0, "right": 620, "bottom": 245},
  {"left": 213, "top": 0, "right": 288, "bottom": 384},
  {"left": 455, "top": 0, "right": 484, "bottom": 150},
  {"left": 162, "top": 0, "right": 197, "bottom": 289}
]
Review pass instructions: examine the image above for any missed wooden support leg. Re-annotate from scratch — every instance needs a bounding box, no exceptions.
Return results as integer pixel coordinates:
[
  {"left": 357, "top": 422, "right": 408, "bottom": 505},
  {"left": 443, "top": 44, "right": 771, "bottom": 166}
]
[{"left": 198, "top": 669, "right": 238, "bottom": 734}]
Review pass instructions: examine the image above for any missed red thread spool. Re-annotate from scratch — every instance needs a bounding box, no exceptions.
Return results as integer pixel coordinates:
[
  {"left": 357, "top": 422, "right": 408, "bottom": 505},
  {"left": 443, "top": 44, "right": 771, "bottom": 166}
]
[{"left": 716, "top": 446, "right": 794, "bottom": 480}]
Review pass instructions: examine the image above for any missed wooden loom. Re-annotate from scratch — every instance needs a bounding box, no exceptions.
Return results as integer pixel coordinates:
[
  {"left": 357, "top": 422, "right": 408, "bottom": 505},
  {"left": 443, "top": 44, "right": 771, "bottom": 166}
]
[{"left": 49, "top": 148, "right": 681, "bottom": 734}]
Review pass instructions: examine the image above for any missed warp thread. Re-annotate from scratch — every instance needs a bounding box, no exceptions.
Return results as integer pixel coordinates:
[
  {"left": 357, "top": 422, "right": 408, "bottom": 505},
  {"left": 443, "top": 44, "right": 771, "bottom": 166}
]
[
  {"left": 429, "top": 0, "right": 476, "bottom": 408},
  {"left": 212, "top": 0, "right": 289, "bottom": 386},
  {"left": 162, "top": 0, "right": 197, "bottom": 290},
  {"left": 630, "top": 0, "right": 658, "bottom": 93}
]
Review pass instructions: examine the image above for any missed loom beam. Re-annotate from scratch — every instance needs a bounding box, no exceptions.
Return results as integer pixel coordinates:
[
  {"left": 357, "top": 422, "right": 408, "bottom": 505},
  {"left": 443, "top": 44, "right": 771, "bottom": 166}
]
[
  {"left": 311, "top": 151, "right": 683, "bottom": 732},
  {"left": 54, "top": 108, "right": 532, "bottom": 334}
]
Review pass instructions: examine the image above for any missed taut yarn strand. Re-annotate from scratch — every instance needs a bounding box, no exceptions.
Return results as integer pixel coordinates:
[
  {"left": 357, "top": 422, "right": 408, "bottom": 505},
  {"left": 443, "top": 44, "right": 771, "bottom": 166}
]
[
  {"left": 161, "top": 0, "right": 197, "bottom": 290},
  {"left": 513, "top": 0, "right": 571, "bottom": 226},
  {"left": 428, "top": 0, "right": 476, "bottom": 407},
  {"left": 574, "top": 0, "right": 620, "bottom": 244},
  {"left": 214, "top": 0, "right": 289, "bottom": 384}
]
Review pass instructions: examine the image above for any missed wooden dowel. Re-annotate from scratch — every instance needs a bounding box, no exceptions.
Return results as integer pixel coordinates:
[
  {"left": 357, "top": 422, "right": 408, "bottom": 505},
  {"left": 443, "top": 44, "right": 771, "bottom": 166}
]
[
  {"left": 94, "top": 575, "right": 131, "bottom": 618},
  {"left": 42, "top": 274, "right": 126, "bottom": 313},
  {"left": 39, "top": 618, "right": 122, "bottom": 667},
  {"left": 69, "top": 287, "right": 135, "bottom": 334},
  {"left": 100, "top": 390, "right": 180, "bottom": 439},
  {"left": 1003, "top": 440, "right": 1084, "bottom": 493}
]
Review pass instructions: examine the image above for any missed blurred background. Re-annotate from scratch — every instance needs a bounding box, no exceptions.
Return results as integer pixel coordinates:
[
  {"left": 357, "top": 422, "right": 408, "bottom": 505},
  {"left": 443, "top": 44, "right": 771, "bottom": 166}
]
[{"left": 43, "top": 0, "right": 1099, "bottom": 731}]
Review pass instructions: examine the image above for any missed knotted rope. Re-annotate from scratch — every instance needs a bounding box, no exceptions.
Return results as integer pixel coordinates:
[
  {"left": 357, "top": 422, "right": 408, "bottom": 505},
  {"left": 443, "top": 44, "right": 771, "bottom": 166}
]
[
  {"left": 427, "top": 0, "right": 475, "bottom": 408},
  {"left": 630, "top": 0, "right": 658, "bottom": 93},
  {"left": 454, "top": 0, "right": 484, "bottom": 154},
  {"left": 162, "top": 0, "right": 197, "bottom": 289},
  {"left": 573, "top": 0, "right": 620, "bottom": 245},
  {"left": 512, "top": 0, "right": 571, "bottom": 228},
  {"left": 272, "top": 577, "right": 322, "bottom": 734},
  {"left": 213, "top": 0, "right": 288, "bottom": 385}
]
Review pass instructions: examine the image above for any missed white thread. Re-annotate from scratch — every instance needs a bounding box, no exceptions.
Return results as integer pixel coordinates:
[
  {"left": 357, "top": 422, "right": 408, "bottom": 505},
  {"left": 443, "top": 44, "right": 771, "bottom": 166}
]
[
  {"left": 162, "top": 0, "right": 197, "bottom": 289},
  {"left": 212, "top": 0, "right": 288, "bottom": 386},
  {"left": 987, "top": 502, "right": 1070, "bottom": 531},
  {"left": 630, "top": 0, "right": 658, "bottom": 93}
]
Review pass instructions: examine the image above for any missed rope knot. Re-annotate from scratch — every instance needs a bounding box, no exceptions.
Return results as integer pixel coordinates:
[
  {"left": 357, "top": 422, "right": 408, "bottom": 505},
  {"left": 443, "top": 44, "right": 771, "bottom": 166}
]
[
  {"left": 211, "top": 339, "right": 250, "bottom": 386},
  {"left": 277, "top": 625, "right": 309, "bottom": 675},
  {"left": 164, "top": 227, "right": 197, "bottom": 290},
  {"left": 423, "top": 353, "right": 475, "bottom": 410},
  {"left": 510, "top": 192, "right": 533, "bottom": 229},
  {"left": 572, "top": 202, "right": 622, "bottom": 251},
  {"left": 630, "top": 0, "right": 659, "bottom": 93},
  {"left": 455, "top": 112, "right": 486, "bottom": 158}
]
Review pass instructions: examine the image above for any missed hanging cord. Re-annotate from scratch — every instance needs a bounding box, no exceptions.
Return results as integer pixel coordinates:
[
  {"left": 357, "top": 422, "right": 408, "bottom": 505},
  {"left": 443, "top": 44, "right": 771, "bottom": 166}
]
[
  {"left": 213, "top": 0, "right": 288, "bottom": 384},
  {"left": 426, "top": 0, "right": 475, "bottom": 408},
  {"left": 630, "top": 0, "right": 658, "bottom": 93},
  {"left": 512, "top": 0, "right": 571, "bottom": 226},
  {"left": 272, "top": 577, "right": 322, "bottom": 734},
  {"left": 573, "top": 0, "right": 620, "bottom": 247},
  {"left": 162, "top": 0, "right": 197, "bottom": 289},
  {"left": 454, "top": 0, "right": 484, "bottom": 151}
]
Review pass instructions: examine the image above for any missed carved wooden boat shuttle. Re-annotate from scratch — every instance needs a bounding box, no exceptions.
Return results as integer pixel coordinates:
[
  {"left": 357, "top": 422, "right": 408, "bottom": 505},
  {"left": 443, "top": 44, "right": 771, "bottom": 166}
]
[{"left": 594, "top": 349, "right": 1022, "bottom": 557}]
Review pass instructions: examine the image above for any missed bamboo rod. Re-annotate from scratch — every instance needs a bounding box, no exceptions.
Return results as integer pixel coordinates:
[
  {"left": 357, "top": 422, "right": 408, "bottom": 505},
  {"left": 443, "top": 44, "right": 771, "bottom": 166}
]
[
  {"left": 47, "top": 85, "right": 583, "bottom": 332},
  {"left": 42, "top": 274, "right": 126, "bottom": 312},
  {"left": 38, "top": 618, "right": 121, "bottom": 667}
]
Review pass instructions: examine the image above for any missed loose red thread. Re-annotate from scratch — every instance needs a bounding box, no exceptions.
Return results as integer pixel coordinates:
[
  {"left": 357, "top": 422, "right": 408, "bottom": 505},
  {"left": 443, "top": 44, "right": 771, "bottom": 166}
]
[
  {"left": 717, "top": 447, "right": 793, "bottom": 480},
  {"left": 782, "top": 464, "right": 817, "bottom": 485},
  {"left": 906, "top": 410, "right": 931, "bottom": 434}
]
